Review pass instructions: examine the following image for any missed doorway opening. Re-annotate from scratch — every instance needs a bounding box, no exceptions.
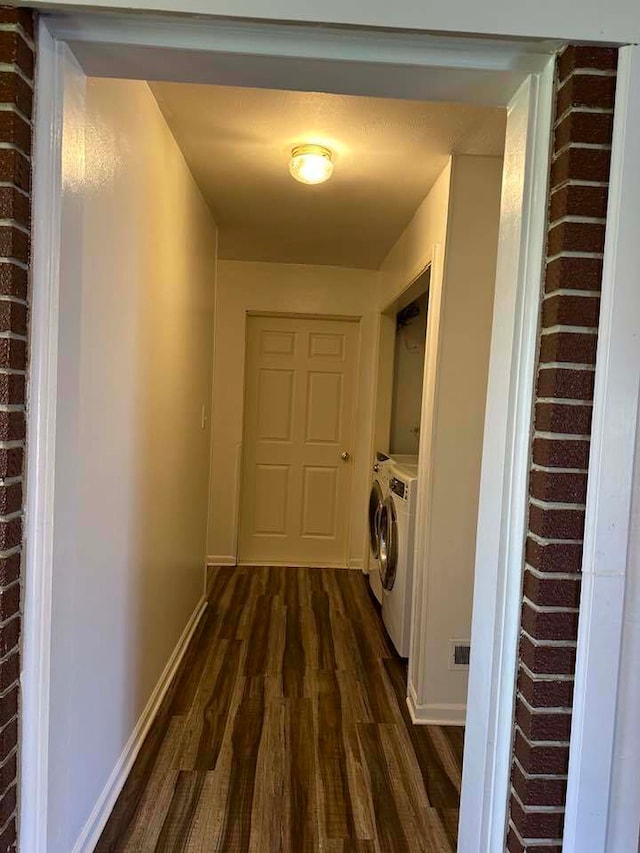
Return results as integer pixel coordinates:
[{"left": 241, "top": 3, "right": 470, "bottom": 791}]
[
  {"left": 389, "top": 269, "right": 430, "bottom": 460},
  {"left": 24, "top": 13, "right": 550, "bottom": 853}
]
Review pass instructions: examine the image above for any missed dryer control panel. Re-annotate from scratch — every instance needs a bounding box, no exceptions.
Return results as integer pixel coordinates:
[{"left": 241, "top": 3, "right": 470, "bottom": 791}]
[{"left": 389, "top": 477, "right": 407, "bottom": 500}]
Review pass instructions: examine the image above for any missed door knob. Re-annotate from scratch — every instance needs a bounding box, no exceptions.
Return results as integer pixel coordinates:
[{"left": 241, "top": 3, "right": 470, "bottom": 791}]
[{"left": 341, "top": 451, "right": 351, "bottom": 462}]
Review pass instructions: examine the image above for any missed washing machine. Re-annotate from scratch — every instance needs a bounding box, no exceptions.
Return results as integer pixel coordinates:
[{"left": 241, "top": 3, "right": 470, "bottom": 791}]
[
  {"left": 378, "top": 457, "right": 418, "bottom": 657},
  {"left": 368, "top": 452, "right": 391, "bottom": 604}
]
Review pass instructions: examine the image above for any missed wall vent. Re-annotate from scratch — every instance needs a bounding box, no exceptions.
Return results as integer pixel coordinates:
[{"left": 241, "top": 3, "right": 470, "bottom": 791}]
[{"left": 449, "top": 640, "right": 471, "bottom": 669}]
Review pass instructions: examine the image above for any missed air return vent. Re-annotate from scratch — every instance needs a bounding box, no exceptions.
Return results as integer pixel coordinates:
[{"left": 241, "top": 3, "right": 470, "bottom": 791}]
[{"left": 449, "top": 641, "right": 471, "bottom": 669}]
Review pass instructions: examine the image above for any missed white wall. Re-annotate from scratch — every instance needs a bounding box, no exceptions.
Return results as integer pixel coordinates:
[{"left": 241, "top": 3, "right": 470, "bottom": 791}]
[
  {"left": 33, "top": 0, "right": 640, "bottom": 42},
  {"left": 49, "top": 73, "right": 217, "bottom": 852},
  {"left": 207, "top": 260, "right": 380, "bottom": 569},
  {"left": 379, "top": 160, "right": 451, "bottom": 312},
  {"left": 409, "top": 154, "right": 504, "bottom": 723}
]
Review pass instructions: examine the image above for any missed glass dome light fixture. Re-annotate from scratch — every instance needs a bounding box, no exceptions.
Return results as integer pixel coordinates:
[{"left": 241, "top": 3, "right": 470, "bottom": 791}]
[{"left": 289, "top": 144, "right": 334, "bottom": 185}]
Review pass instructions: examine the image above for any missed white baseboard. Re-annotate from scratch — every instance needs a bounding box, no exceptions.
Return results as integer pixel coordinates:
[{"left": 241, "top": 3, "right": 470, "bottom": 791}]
[
  {"left": 70, "top": 596, "right": 207, "bottom": 853},
  {"left": 236, "top": 560, "right": 348, "bottom": 569},
  {"left": 206, "top": 555, "right": 236, "bottom": 566},
  {"left": 347, "top": 557, "right": 364, "bottom": 570},
  {"left": 406, "top": 686, "right": 466, "bottom": 727}
]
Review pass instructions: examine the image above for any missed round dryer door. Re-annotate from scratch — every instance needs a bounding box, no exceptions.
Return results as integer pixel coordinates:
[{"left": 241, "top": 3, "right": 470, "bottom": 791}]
[
  {"left": 368, "top": 479, "right": 384, "bottom": 559},
  {"left": 378, "top": 495, "right": 398, "bottom": 591}
]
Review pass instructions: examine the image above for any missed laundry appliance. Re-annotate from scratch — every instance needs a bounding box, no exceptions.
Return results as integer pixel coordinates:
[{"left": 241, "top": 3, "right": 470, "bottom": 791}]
[
  {"left": 368, "top": 451, "right": 391, "bottom": 604},
  {"left": 377, "top": 456, "right": 418, "bottom": 657}
]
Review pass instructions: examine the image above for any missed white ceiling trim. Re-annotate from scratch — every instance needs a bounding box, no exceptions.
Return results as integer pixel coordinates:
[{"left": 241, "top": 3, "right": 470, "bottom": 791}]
[{"left": 46, "top": 11, "right": 556, "bottom": 106}]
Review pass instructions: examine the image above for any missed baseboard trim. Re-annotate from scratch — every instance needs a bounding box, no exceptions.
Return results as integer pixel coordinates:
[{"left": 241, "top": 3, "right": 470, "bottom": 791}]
[
  {"left": 236, "top": 560, "right": 349, "bottom": 569},
  {"left": 406, "top": 689, "right": 466, "bottom": 727},
  {"left": 70, "top": 596, "right": 207, "bottom": 853},
  {"left": 347, "top": 557, "right": 364, "bottom": 570},
  {"left": 206, "top": 555, "right": 236, "bottom": 566}
]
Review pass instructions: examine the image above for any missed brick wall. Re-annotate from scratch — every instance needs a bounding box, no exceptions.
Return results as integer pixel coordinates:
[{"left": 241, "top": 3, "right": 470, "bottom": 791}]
[
  {"left": 507, "top": 45, "right": 618, "bottom": 852},
  {"left": 0, "top": 7, "right": 34, "bottom": 853}
]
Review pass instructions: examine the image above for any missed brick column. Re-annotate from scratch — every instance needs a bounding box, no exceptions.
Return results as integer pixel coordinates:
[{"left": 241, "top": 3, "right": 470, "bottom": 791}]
[
  {"left": 0, "top": 7, "right": 34, "bottom": 853},
  {"left": 507, "top": 46, "right": 618, "bottom": 852}
]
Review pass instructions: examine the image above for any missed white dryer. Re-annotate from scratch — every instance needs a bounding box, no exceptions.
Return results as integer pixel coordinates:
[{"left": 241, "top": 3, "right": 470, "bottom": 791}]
[{"left": 378, "top": 457, "right": 418, "bottom": 657}]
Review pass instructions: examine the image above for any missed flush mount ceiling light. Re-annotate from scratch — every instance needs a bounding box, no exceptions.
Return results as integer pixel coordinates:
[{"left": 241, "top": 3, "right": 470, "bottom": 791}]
[{"left": 289, "top": 144, "right": 334, "bottom": 185}]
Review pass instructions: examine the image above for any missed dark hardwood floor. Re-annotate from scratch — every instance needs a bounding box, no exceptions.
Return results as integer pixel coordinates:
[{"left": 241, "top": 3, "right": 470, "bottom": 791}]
[{"left": 96, "top": 566, "right": 463, "bottom": 852}]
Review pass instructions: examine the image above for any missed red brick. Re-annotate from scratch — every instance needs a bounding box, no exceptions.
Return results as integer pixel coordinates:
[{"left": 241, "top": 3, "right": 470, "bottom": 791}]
[
  {"left": 512, "top": 759, "right": 568, "bottom": 806},
  {"left": 550, "top": 146, "right": 611, "bottom": 186},
  {"left": 554, "top": 112, "right": 614, "bottom": 151},
  {"left": 507, "top": 825, "right": 562, "bottom": 853},
  {"left": 516, "top": 699, "right": 573, "bottom": 743},
  {"left": 0, "top": 449, "right": 23, "bottom": 482},
  {"left": 0, "top": 31, "right": 34, "bottom": 79},
  {"left": 0, "top": 8, "right": 35, "bottom": 39},
  {"left": 537, "top": 367, "right": 595, "bottom": 401},
  {"left": 0, "top": 72, "right": 33, "bottom": 117},
  {"left": 520, "top": 634, "right": 577, "bottom": 676},
  {"left": 0, "top": 301, "right": 27, "bottom": 336},
  {"left": 525, "top": 537, "right": 584, "bottom": 574},
  {"left": 0, "top": 111, "right": 31, "bottom": 158},
  {"left": 523, "top": 569, "right": 581, "bottom": 608},
  {"left": 0, "top": 484, "right": 22, "bottom": 517},
  {"left": 517, "top": 671, "right": 574, "bottom": 708},
  {"left": 0, "top": 373, "right": 25, "bottom": 407},
  {"left": 545, "top": 256, "right": 603, "bottom": 293},
  {"left": 531, "top": 437, "right": 590, "bottom": 470},
  {"left": 0, "top": 186, "right": 30, "bottom": 228},
  {"left": 0, "top": 753, "right": 16, "bottom": 799},
  {"left": 0, "top": 733, "right": 16, "bottom": 781},
  {"left": 0, "top": 227, "right": 29, "bottom": 265},
  {"left": 558, "top": 45, "right": 618, "bottom": 83},
  {"left": 0, "top": 264, "right": 27, "bottom": 301},
  {"left": 0, "top": 585, "right": 19, "bottom": 624},
  {"left": 510, "top": 794, "right": 565, "bottom": 841},
  {"left": 541, "top": 294, "right": 600, "bottom": 330},
  {"left": 0, "top": 554, "right": 20, "bottom": 588},
  {"left": 0, "top": 517, "right": 21, "bottom": 551},
  {"left": 539, "top": 331, "right": 598, "bottom": 365},
  {"left": 556, "top": 74, "right": 616, "bottom": 115},
  {"left": 0, "top": 815, "right": 16, "bottom": 853},
  {"left": 521, "top": 601, "right": 579, "bottom": 642},
  {"left": 0, "top": 686, "right": 16, "bottom": 730},
  {"left": 0, "top": 619, "right": 18, "bottom": 670},
  {"left": 0, "top": 411, "right": 25, "bottom": 442},
  {"left": 535, "top": 402, "right": 592, "bottom": 435},
  {"left": 0, "top": 784, "right": 16, "bottom": 832},
  {"left": 529, "top": 503, "right": 585, "bottom": 541},
  {"left": 0, "top": 339, "right": 26, "bottom": 371},
  {"left": 0, "top": 651, "right": 18, "bottom": 696},
  {"left": 0, "top": 148, "right": 30, "bottom": 193},
  {"left": 547, "top": 221, "right": 605, "bottom": 256},
  {"left": 515, "top": 728, "right": 570, "bottom": 775},
  {"left": 530, "top": 470, "right": 587, "bottom": 504}
]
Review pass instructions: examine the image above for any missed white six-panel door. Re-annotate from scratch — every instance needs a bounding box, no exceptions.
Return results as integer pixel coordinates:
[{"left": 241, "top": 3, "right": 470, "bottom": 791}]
[{"left": 238, "top": 315, "right": 359, "bottom": 566}]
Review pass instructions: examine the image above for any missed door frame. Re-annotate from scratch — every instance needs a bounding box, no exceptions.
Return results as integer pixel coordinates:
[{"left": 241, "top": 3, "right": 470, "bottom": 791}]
[
  {"left": 22, "top": 12, "right": 557, "bottom": 852},
  {"left": 236, "top": 311, "right": 362, "bottom": 569}
]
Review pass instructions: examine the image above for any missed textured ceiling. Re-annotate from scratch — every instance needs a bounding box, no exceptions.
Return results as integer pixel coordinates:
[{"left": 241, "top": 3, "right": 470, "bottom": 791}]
[{"left": 150, "top": 82, "right": 506, "bottom": 269}]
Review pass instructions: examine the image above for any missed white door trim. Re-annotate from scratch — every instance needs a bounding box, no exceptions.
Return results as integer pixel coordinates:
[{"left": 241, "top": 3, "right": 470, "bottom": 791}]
[
  {"left": 459, "top": 63, "right": 555, "bottom": 853},
  {"left": 22, "top": 14, "right": 555, "bottom": 852},
  {"left": 562, "top": 44, "right": 640, "bottom": 853},
  {"left": 19, "top": 24, "right": 65, "bottom": 853}
]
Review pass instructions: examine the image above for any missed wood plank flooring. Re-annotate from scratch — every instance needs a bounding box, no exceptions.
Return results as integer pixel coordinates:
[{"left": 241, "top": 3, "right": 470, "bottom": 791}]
[{"left": 96, "top": 567, "right": 463, "bottom": 852}]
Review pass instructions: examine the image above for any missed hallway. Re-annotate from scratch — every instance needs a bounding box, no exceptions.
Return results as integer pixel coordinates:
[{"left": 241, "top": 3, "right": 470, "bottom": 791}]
[{"left": 96, "top": 567, "right": 463, "bottom": 851}]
